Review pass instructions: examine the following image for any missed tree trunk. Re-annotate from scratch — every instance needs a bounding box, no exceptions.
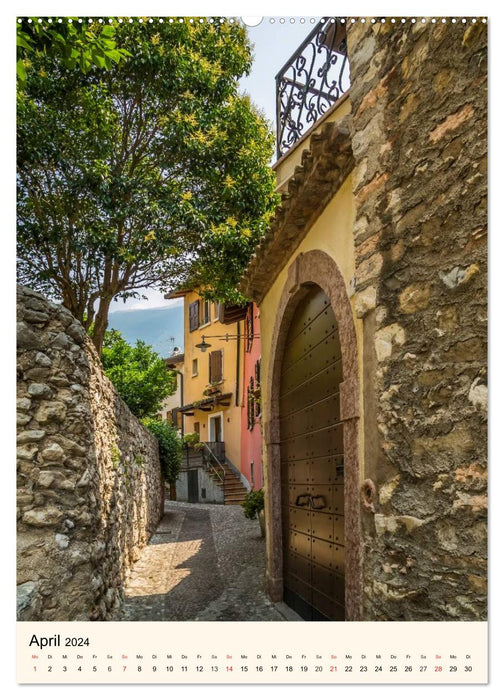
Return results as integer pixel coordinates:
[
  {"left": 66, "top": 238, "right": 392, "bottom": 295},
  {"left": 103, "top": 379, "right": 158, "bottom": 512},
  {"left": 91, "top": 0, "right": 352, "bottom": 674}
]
[
  {"left": 169, "top": 482, "right": 177, "bottom": 501},
  {"left": 91, "top": 296, "right": 112, "bottom": 354}
]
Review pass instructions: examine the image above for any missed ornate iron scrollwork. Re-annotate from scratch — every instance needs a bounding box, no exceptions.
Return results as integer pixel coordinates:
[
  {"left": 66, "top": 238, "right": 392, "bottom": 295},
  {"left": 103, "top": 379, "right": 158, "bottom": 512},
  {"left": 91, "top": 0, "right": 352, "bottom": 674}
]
[{"left": 275, "top": 18, "right": 350, "bottom": 158}]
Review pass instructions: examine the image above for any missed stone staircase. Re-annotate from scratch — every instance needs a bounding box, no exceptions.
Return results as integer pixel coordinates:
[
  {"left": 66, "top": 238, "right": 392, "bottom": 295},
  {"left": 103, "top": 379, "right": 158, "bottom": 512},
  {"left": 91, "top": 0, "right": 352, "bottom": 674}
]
[
  {"left": 221, "top": 466, "right": 248, "bottom": 506},
  {"left": 183, "top": 444, "right": 248, "bottom": 506}
]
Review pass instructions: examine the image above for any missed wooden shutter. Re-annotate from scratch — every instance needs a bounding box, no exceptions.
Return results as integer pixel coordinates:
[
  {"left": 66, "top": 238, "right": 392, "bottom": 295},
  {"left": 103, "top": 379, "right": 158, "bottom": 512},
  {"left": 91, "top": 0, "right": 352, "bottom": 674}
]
[
  {"left": 189, "top": 301, "right": 200, "bottom": 332},
  {"left": 255, "top": 358, "right": 261, "bottom": 384},
  {"left": 253, "top": 361, "right": 262, "bottom": 418},
  {"left": 245, "top": 304, "right": 254, "bottom": 353},
  {"left": 209, "top": 349, "right": 223, "bottom": 383},
  {"left": 247, "top": 377, "right": 255, "bottom": 430}
]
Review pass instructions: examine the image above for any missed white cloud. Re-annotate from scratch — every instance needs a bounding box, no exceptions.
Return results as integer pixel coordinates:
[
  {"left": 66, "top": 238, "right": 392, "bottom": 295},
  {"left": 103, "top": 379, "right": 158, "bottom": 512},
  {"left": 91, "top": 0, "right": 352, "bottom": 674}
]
[{"left": 109, "top": 289, "right": 183, "bottom": 312}]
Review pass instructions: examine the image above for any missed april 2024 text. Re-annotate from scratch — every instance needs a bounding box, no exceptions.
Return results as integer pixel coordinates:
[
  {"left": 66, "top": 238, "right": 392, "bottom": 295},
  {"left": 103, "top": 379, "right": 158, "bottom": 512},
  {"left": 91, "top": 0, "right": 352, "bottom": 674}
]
[{"left": 29, "top": 635, "right": 90, "bottom": 649}]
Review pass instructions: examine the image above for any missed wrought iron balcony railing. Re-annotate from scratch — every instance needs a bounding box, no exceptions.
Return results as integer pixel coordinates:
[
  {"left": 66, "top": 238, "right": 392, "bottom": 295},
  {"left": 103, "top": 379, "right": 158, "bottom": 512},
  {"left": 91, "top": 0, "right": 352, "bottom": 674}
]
[{"left": 275, "top": 17, "right": 350, "bottom": 159}]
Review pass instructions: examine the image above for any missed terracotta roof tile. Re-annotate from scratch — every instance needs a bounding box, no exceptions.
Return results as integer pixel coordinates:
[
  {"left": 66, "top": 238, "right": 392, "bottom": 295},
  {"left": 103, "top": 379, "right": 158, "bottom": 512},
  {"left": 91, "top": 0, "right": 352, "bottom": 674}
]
[{"left": 240, "top": 116, "right": 354, "bottom": 303}]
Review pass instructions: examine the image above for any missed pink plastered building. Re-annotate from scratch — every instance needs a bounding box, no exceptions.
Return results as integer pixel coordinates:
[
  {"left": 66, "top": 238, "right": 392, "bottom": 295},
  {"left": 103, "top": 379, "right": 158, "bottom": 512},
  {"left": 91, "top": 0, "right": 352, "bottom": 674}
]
[{"left": 240, "top": 303, "right": 263, "bottom": 490}]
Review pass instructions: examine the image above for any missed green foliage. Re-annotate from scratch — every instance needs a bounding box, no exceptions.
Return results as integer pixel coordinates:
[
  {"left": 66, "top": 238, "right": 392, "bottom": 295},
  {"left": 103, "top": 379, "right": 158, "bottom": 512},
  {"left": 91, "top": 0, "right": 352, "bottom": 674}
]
[
  {"left": 142, "top": 418, "right": 182, "bottom": 484},
  {"left": 101, "top": 329, "right": 176, "bottom": 418},
  {"left": 17, "top": 18, "right": 131, "bottom": 86},
  {"left": 241, "top": 489, "right": 264, "bottom": 520},
  {"left": 183, "top": 432, "right": 200, "bottom": 447},
  {"left": 16, "top": 18, "right": 279, "bottom": 351}
]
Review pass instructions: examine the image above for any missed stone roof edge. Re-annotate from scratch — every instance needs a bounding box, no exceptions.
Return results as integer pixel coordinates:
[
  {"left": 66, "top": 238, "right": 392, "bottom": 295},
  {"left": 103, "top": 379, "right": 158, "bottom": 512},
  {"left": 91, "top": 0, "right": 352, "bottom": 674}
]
[{"left": 240, "top": 115, "right": 354, "bottom": 304}]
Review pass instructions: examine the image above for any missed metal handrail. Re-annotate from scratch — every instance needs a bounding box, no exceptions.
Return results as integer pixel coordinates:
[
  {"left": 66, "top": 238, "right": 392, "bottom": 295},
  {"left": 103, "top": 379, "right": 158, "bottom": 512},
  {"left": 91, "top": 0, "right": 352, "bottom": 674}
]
[
  {"left": 182, "top": 442, "right": 226, "bottom": 486},
  {"left": 275, "top": 17, "right": 350, "bottom": 158},
  {"left": 201, "top": 442, "right": 226, "bottom": 485}
]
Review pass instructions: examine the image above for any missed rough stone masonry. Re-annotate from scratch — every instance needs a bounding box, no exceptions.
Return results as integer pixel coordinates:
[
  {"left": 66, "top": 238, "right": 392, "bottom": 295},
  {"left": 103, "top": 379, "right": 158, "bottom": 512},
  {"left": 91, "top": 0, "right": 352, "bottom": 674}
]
[
  {"left": 346, "top": 19, "right": 487, "bottom": 619},
  {"left": 17, "top": 285, "right": 164, "bottom": 620}
]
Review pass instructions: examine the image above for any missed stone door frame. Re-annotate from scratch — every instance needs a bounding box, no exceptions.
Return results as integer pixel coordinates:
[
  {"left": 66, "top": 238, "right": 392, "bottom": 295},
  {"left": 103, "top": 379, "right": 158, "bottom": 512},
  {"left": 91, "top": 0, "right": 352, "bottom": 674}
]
[{"left": 262, "top": 249, "right": 362, "bottom": 621}]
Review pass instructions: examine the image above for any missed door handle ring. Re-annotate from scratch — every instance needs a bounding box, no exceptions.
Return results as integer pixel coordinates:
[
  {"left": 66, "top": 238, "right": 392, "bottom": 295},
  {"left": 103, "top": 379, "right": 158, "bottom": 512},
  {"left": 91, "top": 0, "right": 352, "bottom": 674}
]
[
  {"left": 295, "top": 493, "right": 311, "bottom": 507},
  {"left": 310, "top": 495, "right": 327, "bottom": 510}
]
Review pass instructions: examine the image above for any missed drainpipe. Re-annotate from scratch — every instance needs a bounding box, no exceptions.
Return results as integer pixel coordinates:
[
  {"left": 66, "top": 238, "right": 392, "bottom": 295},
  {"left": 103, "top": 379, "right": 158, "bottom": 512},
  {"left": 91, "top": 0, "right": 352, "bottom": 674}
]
[{"left": 235, "top": 321, "right": 240, "bottom": 407}]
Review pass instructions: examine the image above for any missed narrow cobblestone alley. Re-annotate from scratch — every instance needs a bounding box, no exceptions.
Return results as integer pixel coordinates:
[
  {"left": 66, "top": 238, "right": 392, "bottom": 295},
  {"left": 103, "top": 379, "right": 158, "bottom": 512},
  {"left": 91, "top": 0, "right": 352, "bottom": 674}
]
[{"left": 116, "top": 501, "right": 285, "bottom": 621}]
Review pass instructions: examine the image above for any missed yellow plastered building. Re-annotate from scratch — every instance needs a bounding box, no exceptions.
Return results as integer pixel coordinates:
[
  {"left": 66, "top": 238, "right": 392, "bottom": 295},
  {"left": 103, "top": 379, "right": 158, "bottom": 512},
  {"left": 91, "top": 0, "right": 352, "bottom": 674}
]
[{"left": 172, "top": 290, "right": 245, "bottom": 476}]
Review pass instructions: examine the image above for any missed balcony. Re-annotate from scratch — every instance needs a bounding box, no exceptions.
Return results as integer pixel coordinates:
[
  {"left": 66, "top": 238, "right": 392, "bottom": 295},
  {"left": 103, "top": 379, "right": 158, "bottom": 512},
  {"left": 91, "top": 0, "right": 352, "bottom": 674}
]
[{"left": 275, "top": 17, "right": 350, "bottom": 159}]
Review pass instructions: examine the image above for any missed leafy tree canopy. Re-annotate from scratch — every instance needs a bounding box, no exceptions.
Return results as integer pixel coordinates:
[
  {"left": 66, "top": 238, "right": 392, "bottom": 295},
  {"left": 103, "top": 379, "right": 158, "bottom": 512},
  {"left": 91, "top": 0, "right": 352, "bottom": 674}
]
[
  {"left": 101, "top": 329, "right": 176, "bottom": 418},
  {"left": 16, "top": 17, "right": 131, "bottom": 85},
  {"left": 17, "top": 18, "right": 278, "bottom": 352}
]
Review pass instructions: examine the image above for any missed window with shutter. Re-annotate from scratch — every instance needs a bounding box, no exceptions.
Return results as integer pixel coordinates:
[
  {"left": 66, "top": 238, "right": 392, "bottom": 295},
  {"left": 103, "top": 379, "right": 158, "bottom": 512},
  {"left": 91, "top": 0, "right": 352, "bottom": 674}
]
[
  {"left": 189, "top": 301, "right": 200, "bottom": 332},
  {"left": 255, "top": 358, "right": 261, "bottom": 384},
  {"left": 247, "top": 377, "right": 255, "bottom": 430},
  {"left": 255, "top": 359, "right": 262, "bottom": 418},
  {"left": 202, "top": 300, "right": 211, "bottom": 325},
  {"left": 245, "top": 304, "right": 254, "bottom": 353},
  {"left": 209, "top": 349, "right": 223, "bottom": 383}
]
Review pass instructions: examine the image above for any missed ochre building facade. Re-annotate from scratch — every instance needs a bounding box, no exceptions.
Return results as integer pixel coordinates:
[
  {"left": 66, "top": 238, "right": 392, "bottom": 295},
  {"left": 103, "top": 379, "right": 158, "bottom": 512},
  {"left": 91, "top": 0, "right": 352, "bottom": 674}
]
[{"left": 173, "top": 290, "right": 243, "bottom": 471}]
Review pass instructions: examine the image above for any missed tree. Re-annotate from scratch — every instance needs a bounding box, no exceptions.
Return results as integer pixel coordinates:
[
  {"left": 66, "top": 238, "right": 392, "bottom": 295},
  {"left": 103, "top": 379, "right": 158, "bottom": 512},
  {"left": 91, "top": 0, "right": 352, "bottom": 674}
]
[
  {"left": 101, "top": 329, "right": 176, "bottom": 418},
  {"left": 142, "top": 418, "right": 182, "bottom": 498},
  {"left": 17, "top": 19, "right": 278, "bottom": 353},
  {"left": 17, "top": 17, "right": 131, "bottom": 85}
]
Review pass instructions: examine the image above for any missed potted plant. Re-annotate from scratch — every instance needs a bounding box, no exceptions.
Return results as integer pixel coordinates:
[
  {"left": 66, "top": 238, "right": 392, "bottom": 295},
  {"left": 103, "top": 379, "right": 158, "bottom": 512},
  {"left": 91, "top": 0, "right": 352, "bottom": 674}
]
[
  {"left": 241, "top": 489, "right": 265, "bottom": 537},
  {"left": 203, "top": 384, "right": 222, "bottom": 397},
  {"left": 183, "top": 432, "right": 200, "bottom": 447}
]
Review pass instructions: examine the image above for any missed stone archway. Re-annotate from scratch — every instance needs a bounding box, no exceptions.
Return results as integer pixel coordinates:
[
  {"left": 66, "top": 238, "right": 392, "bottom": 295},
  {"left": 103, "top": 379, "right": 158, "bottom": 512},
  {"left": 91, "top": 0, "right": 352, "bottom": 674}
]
[{"left": 262, "top": 249, "right": 362, "bottom": 621}]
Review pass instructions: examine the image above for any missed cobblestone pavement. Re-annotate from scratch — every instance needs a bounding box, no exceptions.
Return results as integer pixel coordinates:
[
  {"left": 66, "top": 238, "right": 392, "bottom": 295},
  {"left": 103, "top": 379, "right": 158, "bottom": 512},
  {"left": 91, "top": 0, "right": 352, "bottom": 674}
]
[{"left": 116, "top": 500, "right": 285, "bottom": 621}]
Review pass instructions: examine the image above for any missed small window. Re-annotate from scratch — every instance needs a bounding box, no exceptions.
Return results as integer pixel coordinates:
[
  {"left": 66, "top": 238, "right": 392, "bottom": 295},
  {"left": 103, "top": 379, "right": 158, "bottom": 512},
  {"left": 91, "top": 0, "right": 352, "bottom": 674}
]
[
  {"left": 201, "top": 300, "right": 211, "bottom": 326},
  {"left": 213, "top": 302, "right": 221, "bottom": 321},
  {"left": 194, "top": 422, "right": 200, "bottom": 437},
  {"left": 209, "top": 349, "right": 223, "bottom": 383},
  {"left": 192, "top": 358, "right": 198, "bottom": 376},
  {"left": 189, "top": 301, "right": 200, "bottom": 332}
]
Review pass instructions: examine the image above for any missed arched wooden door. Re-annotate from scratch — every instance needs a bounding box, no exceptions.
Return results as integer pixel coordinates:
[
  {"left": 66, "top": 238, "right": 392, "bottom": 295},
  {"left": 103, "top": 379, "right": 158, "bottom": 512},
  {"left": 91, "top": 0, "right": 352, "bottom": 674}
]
[{"left": 280, "top": 285, "right": 345, "bottom": 621}]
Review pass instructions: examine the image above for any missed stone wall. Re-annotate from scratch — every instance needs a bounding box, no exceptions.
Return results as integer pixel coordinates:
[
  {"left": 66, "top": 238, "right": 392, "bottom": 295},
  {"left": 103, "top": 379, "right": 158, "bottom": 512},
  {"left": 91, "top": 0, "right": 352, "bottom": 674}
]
[
  {"left": 347, "top": 20, "right": 487, "bottom": 619},
  {"left": 17, "top": 286, "right": 164, "bottom": 620}
]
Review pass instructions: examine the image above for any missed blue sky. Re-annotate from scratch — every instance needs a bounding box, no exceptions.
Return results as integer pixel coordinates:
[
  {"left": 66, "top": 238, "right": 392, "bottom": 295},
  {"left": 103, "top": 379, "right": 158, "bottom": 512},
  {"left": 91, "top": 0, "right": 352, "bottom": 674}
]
[
  {"left": 241, "top": 18, "right": 320, "bottom": 130},
  {"left": 109, "top": 17, "right": 318, "bottom": 313}
]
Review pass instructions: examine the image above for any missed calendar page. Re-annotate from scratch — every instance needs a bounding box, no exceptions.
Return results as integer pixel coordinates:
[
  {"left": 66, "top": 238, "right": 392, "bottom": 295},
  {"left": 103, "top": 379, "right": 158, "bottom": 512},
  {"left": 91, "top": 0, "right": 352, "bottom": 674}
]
[{"left": 14, "top": 4, "right": 489, "bottom": 689}]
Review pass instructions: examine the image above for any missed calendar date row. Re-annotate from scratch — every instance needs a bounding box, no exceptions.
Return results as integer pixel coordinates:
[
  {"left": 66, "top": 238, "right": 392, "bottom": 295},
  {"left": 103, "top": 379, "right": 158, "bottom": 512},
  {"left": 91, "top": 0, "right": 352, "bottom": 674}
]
[{"left": 33, "top": 663, "right": 474, "bottom": 674}]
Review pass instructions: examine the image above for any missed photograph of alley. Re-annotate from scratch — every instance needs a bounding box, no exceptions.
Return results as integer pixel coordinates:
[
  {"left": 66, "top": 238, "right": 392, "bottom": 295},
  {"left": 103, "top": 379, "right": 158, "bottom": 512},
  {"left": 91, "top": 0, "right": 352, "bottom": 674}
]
[{"left": 16, "top": 15, "right": 487, "bottom": 624}]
